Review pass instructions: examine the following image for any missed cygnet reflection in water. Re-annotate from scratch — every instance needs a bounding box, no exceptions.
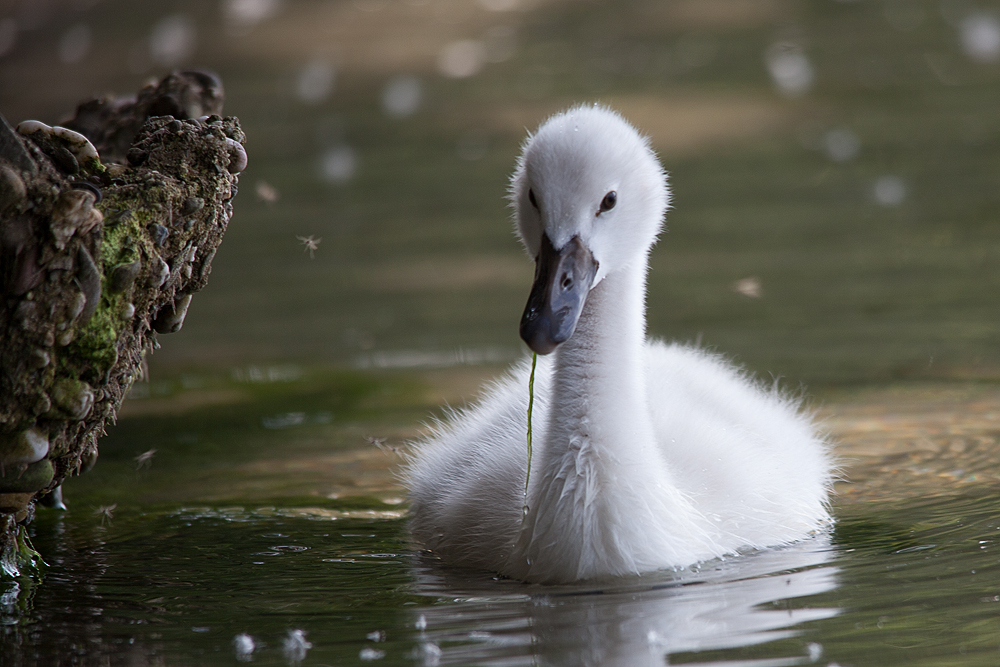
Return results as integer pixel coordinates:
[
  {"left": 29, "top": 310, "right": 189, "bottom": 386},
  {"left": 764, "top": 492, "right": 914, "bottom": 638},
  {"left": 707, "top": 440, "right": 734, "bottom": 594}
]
[
  {"left": 406, "top": 105, "right": 833, "bottom": 583},
  {"left": 408, "top": 537, "right": 840, "bottom": 667}
]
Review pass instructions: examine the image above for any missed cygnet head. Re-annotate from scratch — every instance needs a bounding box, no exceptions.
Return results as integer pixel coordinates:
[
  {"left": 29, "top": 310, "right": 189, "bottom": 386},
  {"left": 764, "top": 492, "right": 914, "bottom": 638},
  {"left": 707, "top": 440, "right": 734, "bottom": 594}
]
[{"left": 510, "top": 105, "right": 670, "bottom": 354}]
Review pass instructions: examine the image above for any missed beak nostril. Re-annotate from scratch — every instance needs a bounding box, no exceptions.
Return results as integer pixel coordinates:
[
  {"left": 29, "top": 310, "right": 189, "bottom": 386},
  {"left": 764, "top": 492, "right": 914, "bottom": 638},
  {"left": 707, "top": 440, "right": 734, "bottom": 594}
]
[{"left": 520, "top": 234, "right": 596, "bottom": 354}]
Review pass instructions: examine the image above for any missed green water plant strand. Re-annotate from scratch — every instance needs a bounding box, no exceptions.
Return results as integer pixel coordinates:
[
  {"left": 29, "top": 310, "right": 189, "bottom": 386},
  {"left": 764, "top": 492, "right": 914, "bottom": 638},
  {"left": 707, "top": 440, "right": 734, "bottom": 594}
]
[
  {"left": 523, "top": 352, "right": 537, "bottom": 515},
  {"left": 1, "top": 523, "right": 46, "bottom": 580}
]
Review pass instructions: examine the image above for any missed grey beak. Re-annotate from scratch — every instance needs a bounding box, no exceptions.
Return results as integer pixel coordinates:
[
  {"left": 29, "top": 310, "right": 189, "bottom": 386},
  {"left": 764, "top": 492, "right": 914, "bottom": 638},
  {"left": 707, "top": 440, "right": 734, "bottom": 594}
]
[{"left": 519, "top": 234, "right": 598, "bottom": 355}]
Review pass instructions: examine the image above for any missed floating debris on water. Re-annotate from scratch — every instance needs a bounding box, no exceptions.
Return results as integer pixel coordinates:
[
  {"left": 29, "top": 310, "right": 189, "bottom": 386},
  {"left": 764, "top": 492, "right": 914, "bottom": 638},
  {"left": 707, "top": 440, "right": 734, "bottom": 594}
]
[
  {"left": 873, "top": 175, "right": 907, "bottom": 207},
  {"left": 417, "top": 641, "right": 442, "bottom": 666},
  {"left": 282, "top": 628, "right": 312, "bottom": 665},
  {"left": 233, "top": 633, "right": 256, "bottom": 662},
  {"left": 223, "top": 0, "right": 282, "bottom": 35},
  {"left": 296, "top": 234, "right": 321, "bottom": 259},
  {"left": 231, "top": 364, "right": 302, "bottom": 383},
  {"left": 134, "top": 448, "right": 157, "bottom": 470},
  {"left": 173, "top": 506, "right": 407, "bottom": 522},
  {"left": 807, "top": 642, "right": 824, "bottom": 662},
  {"left": 354, "top": 347, "right": 517, "bottom": 370},
  {"left": 262, "top": 412, "right": 306, "bottom": 429},
  {"left": 366, "top": 436, "right": 398, "bottom": 454},
  {"left": 296, "top": 58, "right": 336, "bottom": 104},
  {"left": 824, "top": 127, "right": 860, "bottom": 163},
  {"left": 360, "top": 647, "right": 386, "bottom": 661},
  {"left": 261, "top": 411, "right": 331, "bottom": 430},
  {"left": 318, "top": 145, "right": 355, "bottom": 184},
  {"left": 255, "top": 180, "right": 279, "bottom": 202},
  {"left": 438, "top": 39, "right": 485, "bottom": 78},
  {"left": 764, "top": 41, "right": 813, "bottom": 97},
  {"left": 732, "top": 276, "right": 762, "bottom": 299},
  {"left": 960, "top": 12, "right": 1000, "bottom": 63},
  {"left": 382, "top": 75, "right": 422, "bottom": 118},
  {"left": 94, "top": 504, "right": 117, "bottom": 526}
]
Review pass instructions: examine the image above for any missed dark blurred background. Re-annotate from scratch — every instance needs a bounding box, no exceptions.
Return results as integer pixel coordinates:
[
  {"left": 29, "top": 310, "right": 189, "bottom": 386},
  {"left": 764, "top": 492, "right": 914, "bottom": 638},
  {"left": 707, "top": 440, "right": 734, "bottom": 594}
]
[{"left": 3, "top": 0, "right": 1000, "bottom": 384}]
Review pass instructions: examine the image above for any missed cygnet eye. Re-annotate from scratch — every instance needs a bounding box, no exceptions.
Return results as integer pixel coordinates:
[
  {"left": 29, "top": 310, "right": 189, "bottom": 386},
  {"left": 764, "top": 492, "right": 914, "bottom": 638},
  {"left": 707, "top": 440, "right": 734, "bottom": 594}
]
[
  {"left": 528, "top": 188, "right": 539, "bottom": 210},
  {"left": 598, "top": 190, "right": 617, "bottom": 214}
]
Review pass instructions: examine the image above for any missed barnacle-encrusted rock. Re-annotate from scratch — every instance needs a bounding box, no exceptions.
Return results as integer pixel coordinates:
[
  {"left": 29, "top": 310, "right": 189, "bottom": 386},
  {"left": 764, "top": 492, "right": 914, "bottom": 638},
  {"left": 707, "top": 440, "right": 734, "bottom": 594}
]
[
  {"left": 0, "top": 428, "right": 49, "bottom": 467},
  {"left": 49, "top": 189, "right": 97, "bottom": 249},
  {"left": 0, "top": 166, "right": 26, "bottom": 213},
  {"left": 0, "top": 460, "right": 54, "bottom": 494},
  {"left": 0, "top": 71, "right": 243, "bottom": 576},
  {"left": 107, "top": 259, "right": 142, "bottom": 293},
  {"left": 152, "top": 294, "right": 193, "bottom": 334},
  {"left": 49, "top": 379, "right": 94, "bottom": 421},
  {"left": 61, "top": 69, "right": 224, "bottom": 163}
]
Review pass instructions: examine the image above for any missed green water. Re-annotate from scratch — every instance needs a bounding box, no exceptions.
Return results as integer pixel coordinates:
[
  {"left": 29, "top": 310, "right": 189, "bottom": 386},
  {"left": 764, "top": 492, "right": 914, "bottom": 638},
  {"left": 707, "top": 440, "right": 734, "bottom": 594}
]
[
  {"left": 2, "top": 370, "right": 998, "bottom": 666},
  {"left": 11, "top": 500, "right": 1000, "bottom": 666},
  {"left": 5, "top": 0, "right": 1000, "bottom": 664}
]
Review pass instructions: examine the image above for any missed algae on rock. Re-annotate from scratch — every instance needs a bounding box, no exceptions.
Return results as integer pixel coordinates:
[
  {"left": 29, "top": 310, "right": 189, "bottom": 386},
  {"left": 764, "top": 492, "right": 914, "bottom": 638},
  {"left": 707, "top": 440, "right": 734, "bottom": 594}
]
[{"left": 0, "top": 71, "right": 245, "bottom": 576}]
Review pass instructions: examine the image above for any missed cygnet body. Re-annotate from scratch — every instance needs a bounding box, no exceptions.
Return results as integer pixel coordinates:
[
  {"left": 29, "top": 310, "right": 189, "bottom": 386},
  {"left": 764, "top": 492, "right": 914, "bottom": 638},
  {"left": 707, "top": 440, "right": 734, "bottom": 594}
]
[{"left": 406, "top": 105, "right": 832, "bottom": 584}]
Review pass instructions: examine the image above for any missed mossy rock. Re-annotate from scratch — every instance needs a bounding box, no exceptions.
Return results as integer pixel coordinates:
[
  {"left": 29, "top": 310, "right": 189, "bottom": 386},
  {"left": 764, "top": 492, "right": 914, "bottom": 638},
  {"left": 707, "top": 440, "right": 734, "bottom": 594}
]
[{"left": 0, "top": 71, "right": 243, "bottom": 577}]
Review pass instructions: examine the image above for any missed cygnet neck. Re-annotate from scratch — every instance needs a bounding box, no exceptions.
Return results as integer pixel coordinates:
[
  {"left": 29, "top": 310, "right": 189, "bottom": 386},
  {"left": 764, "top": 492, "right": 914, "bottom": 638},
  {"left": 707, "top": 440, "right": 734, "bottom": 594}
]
[
  {"left": 545, "top": 257, "right": 657, "bottom": 464},
  {"left": 511, "top": 255, "right": 683, "bottom": 582}
]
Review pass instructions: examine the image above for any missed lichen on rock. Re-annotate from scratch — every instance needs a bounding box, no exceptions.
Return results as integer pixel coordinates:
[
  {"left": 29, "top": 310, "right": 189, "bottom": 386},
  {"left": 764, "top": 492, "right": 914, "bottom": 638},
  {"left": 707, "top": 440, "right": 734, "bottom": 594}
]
[{"left": 0, "top": 71, "right": 244, "bottom": 576}]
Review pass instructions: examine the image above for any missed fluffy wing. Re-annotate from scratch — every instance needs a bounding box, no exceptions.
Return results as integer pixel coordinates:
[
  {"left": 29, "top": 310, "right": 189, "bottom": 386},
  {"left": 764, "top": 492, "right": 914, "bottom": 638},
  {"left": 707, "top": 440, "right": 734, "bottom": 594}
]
[
  {"left": 644, "top": 341, "right": 833, "bottom": 546},
  {"left": 405, "top": 357, "right": 550, "bottom": 572}
]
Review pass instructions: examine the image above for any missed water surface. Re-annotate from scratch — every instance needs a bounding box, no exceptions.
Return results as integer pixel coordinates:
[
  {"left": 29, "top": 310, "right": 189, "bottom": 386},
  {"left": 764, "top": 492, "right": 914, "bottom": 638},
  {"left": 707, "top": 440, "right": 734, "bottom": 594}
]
[
  {"left": 3, "top": 373, "right": 1000, "bottom": 666},
  {"left": 4, "top": 0, "right": 1000, "bottom": 664}
]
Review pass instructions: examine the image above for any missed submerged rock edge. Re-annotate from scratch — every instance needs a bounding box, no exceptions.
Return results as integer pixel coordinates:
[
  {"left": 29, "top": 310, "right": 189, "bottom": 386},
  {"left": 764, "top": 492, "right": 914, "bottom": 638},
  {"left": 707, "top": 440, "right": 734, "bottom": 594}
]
[{"left": 0, "top": 71, "right": 243, "bottom": 577}]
